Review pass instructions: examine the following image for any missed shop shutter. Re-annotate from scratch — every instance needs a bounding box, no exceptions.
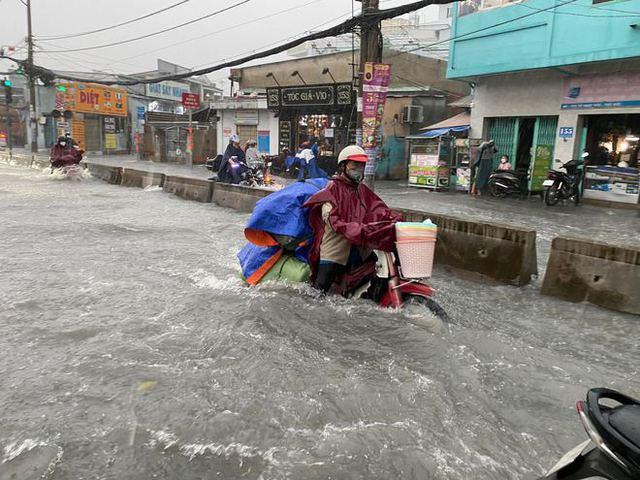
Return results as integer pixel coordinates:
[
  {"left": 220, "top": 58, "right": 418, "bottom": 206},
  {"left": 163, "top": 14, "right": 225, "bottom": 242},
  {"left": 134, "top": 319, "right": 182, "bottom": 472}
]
[
  {"left": 84, "top": 116, "right": 102, "bottom": 152},
  {"left": 488, "top": 117, "right": 518, "bottom": 168},
  {"left": 235, "top": 110, "right": 258, "bottom": 125},
  {"left": 236, "top": 125, "right": 257, "bottom": 146}
]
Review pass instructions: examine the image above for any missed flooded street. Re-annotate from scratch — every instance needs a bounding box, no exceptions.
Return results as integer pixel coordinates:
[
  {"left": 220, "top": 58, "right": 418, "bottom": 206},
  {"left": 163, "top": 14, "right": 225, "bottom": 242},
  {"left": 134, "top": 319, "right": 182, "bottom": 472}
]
[{"left": 1, "top": 163, "right": 638, "bottom": 480}]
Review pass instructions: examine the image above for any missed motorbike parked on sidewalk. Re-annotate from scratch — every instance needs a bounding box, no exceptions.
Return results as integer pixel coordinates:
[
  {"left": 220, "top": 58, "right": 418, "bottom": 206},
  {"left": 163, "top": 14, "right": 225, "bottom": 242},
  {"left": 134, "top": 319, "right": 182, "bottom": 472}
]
[
  {"left": 543, "top": 152, "right": 588, "bottom": 206},
  {"left": 488, "top": 168, "right": 529, "bottom": 198},
  {"left": 539, "top": 388, "right": 640, "bottom": 480}
]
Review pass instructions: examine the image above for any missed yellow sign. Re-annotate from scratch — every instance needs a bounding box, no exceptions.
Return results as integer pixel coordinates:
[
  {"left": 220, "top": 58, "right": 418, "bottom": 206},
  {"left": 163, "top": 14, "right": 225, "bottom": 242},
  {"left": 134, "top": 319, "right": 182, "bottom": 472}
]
[
  {"left": 58, "top": 82, "right": 128, "bottom": 117},
  {"left": 104, "top": 133, "right": 117, "bottom": 149}
]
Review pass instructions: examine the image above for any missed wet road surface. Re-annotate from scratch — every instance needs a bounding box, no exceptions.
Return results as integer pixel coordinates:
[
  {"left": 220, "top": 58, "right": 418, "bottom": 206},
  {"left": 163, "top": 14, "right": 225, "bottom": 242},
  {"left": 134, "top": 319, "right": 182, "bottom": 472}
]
[{"left": 0, "top": 163, "right": 638, "bottom": 479}]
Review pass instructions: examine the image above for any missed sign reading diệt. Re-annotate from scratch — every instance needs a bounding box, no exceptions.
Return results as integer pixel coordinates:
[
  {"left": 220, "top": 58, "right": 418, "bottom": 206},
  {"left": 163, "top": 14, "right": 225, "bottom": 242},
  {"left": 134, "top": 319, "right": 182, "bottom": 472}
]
[{"left": 58, "top": 82, "right": 128, "bottom": 117}]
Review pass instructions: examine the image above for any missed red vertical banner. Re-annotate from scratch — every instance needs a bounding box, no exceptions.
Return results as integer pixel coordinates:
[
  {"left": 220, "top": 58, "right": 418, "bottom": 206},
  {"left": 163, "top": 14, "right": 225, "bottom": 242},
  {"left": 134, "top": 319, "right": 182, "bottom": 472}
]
[{"left": 361, "top": 63, "right": 391, "bottom": 174}]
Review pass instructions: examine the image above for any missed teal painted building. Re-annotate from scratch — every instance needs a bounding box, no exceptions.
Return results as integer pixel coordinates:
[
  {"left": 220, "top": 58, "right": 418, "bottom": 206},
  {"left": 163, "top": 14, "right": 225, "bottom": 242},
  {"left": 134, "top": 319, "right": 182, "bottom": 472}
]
[{"left": 446, "top": 0, "right": 640, "bottom": 204}]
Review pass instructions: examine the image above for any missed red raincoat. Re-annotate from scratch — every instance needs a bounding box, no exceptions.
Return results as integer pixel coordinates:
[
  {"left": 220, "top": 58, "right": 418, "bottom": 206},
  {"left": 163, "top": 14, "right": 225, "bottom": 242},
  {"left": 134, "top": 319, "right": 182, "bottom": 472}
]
[
  {"left": 50, "top": 145, "right": 84, "bottom": 169},
  {"left": 304, "top": 175, "right": 401, "bottom": 282}
]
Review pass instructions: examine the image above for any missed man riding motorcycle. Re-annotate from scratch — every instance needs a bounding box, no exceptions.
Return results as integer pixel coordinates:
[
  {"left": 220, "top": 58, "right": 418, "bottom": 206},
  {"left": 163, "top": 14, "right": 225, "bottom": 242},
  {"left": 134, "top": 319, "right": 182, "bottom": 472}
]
[
  {"left": 304, "top": 145, "right": 401, "bottom": 293},
  {"left": 217, "top": 134, "right": 247, "bottom": 184},
  {"left": 50, "top": 136, "right": 84, "bottom": 170}
]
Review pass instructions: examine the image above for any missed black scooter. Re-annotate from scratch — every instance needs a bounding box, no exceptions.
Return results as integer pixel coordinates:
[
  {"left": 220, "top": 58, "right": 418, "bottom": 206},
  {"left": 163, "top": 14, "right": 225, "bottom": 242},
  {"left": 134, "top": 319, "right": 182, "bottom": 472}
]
[
  {"left": 539, "top": 388, "right": 640, "bottom": 480},
  {"left": 543, "top": 152, "right": 588, "bottom": 206},
  {"left": 488, "top": 169, "right": 529, "bottom": 198}
]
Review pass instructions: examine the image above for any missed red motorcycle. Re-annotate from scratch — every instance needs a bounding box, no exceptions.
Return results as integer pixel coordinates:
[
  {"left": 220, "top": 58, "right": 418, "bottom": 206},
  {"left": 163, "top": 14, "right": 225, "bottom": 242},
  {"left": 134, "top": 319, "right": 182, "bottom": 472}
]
[{"left": 337, "top": 249, "right": 448, "bottom": 321}]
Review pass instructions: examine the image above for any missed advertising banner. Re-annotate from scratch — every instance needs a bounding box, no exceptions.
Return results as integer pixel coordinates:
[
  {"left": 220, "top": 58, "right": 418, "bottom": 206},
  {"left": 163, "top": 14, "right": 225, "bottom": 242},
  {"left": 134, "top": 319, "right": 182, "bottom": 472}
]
[
  {"left": 56, "top": 83, "right": 128, "bottom": 116},
  {"left": 361, "top": 63, "right": 391, "bottom": 173}
]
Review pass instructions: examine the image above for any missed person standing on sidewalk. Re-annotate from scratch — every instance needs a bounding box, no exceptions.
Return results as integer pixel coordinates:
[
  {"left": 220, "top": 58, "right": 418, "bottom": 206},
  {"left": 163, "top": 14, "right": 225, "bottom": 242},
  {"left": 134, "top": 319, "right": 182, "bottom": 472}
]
[{"left": 471, "top": 139, "right": 497, "bottom": 196}]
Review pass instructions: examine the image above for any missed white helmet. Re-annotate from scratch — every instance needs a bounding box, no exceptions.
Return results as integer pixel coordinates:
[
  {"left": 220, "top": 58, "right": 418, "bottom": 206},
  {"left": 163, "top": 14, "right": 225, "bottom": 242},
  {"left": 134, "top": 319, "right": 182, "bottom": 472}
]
[
  {"left": 230, "top": 134, "right": 240, "bottom": 143},
  {"left": 337, "top": 145, "right": 368, "bottom": 165}
]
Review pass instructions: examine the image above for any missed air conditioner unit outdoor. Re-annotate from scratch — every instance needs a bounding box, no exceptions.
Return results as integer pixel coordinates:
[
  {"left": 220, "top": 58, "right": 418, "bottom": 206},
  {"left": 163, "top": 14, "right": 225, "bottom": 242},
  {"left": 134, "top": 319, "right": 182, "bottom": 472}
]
[{"left": 402, "top": 105, "right": 424, "bottom": 124}]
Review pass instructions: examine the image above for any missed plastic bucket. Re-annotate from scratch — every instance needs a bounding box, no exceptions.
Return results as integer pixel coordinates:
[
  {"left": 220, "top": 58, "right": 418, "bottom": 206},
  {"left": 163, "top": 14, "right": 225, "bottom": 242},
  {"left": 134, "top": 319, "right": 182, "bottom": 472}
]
[{"left": 395, "top": 238, "right": 436, "bottom": 279}]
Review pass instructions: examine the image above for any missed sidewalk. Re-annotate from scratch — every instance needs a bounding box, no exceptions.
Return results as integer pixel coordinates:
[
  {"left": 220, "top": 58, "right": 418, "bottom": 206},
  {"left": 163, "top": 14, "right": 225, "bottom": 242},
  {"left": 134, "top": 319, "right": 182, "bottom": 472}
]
[{"left": 375, "top": 181, "right": 639, "bottom": 269}]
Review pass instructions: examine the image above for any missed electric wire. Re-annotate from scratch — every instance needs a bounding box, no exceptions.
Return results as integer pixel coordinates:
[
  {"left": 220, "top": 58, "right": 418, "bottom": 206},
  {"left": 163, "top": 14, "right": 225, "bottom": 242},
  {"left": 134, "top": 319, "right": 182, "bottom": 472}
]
[
  {"left": 35, "top": 0, "right": 192, "bottom": 40},
  {"left": 38, "top": 0, "right": 254, "bottom": 53}
]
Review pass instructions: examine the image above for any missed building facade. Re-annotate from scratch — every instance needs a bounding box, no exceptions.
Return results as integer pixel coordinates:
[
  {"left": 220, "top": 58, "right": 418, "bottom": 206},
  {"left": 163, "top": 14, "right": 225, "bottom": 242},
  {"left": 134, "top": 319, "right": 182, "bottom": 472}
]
[
  {"left": 449, "top": 0, "right": 640, "bottom": 203},
  {"left": 225, "top": 49, "right": 468, "bottom": 178}
]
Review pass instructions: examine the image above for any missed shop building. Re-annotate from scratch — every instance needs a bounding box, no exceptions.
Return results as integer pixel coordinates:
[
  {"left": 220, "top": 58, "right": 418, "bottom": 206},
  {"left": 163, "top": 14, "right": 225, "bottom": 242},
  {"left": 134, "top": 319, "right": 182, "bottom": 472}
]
[
  {"left": 55, "top": 82, "right": 129, "bottom": 154},
  {"left": 229, "top": 49, "right": 468, "bottom": 177},
  {"left": 448, "top": 0, "right": 640, "bottom": 205},
  {"left": 209, "top": 95, "right": 279, "bottom": 156}
]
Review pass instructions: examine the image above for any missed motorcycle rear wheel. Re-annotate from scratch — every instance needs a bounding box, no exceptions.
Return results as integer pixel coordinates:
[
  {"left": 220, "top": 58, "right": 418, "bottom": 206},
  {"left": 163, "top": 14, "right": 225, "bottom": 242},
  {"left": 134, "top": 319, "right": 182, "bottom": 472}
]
[{"left": 544, "top": 185, "right": 561, "bottom": 206}]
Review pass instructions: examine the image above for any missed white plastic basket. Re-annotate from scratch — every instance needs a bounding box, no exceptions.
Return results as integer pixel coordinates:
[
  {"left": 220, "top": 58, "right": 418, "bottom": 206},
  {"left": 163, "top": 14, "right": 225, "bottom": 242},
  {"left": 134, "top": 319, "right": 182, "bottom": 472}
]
[{"left": 396, "top": 239, "right": 436, "bottom": 278}]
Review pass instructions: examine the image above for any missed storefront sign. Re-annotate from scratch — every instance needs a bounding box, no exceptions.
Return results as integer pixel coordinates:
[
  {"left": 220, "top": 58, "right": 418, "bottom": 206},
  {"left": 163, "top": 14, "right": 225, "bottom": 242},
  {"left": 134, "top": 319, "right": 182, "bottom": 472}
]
[
  {"left": 57, "top": 83, "right": 127, "bottom": 117},
  {"left": 267, "top": 83, "right": 354, "bottom": 109},
  {"left": 104, "top": 117, "right": 116, "bottom": 133},
  {"left": 104, "top": 133, "right": 117, "bottom": 150},
  {"left": 257, "top": 130, "right": 270, "bottom": 153},
  {"left": 181, "top": 92, "right": 200, "bottom": 109},
  {"left": 562, "top": 73, "right": 640, "bottom": 109},
  {"left": 530, "top": 144, "right": 554, "bottom": 191},
  {"left": 146, "top": 81, "right": 190, "bottom": 102},
  {"left": 136, "top": 106, "right": 146, "bottom": 120},
  {"left": 561, "top": 100, "right": 640, "bottom": 110},
  {"left": 279, "top": 121, "right": 291, "bottom": 150},
  {"left": 559, "top": 127, "right": 574, "bottom": 138},
  {"left": 223, "top": 127, "right": 232, "bottom": 137}
]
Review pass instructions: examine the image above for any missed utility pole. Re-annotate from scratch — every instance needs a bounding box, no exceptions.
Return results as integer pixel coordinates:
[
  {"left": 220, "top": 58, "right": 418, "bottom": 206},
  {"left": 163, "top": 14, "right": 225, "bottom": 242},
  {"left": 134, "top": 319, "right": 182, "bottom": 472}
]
[
  {"left": 357, "top": 0, "right": 382, "bottom": 190},
  {"left": 27, "top": 0, "right": 38, "bottom": 153}
]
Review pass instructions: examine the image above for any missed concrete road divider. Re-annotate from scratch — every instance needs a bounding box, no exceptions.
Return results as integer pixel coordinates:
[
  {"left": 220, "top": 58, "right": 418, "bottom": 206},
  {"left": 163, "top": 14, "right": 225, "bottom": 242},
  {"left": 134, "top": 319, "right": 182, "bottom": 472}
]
[
  {"left": 400, "top": 209, "right": 538, "bottom": 286},
  {"left": 542, "top": 237, "right": 640, "bottom": 315},
  {"left": 163, "top": 175, "right": 213, "bottom": 203},
  {"left": 211, "top": 182, "right": 272, "bottom": 212},
  {"left": 121, "top": 168, "right": 165, "bottom": 189},
  {"left": 84, "top": 163, "right": 123, "bottom": 184}
]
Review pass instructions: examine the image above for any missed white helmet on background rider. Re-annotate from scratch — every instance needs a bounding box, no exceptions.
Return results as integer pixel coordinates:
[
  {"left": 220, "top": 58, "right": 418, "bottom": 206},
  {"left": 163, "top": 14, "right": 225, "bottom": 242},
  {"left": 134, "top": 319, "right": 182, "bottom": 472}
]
[{"left": 230, "top": 134, "right": 240, "bottom": 143}]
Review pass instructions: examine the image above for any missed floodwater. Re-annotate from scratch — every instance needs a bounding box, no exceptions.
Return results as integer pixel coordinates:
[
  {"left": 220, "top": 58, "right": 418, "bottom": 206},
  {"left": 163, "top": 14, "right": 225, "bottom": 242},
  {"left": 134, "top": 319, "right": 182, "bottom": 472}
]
[{"left": 0, "top": 163, "right": 638, "bottom": 480}]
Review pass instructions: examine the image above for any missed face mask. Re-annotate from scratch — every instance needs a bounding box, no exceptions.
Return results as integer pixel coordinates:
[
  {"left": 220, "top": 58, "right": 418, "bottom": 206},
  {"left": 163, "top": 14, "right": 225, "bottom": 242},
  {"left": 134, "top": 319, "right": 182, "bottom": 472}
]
[
  {"left": 347, "top": 169, "right": 364, "bottom": 183},
  {"left": 59, "top": 142, "right": 66, "bottom": 147}
]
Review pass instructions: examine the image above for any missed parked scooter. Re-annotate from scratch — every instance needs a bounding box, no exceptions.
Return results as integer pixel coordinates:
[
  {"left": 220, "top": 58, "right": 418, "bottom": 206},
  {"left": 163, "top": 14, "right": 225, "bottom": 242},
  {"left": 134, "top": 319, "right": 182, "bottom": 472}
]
[
  {"left": 539, "top": 388, "right": 640, "bottom": 480},
  {"left": 543, "top": 152, "right": 588, "bottom": 206},
  {"left": 488, "top": 169, "right": 529, "bottom": 198}
]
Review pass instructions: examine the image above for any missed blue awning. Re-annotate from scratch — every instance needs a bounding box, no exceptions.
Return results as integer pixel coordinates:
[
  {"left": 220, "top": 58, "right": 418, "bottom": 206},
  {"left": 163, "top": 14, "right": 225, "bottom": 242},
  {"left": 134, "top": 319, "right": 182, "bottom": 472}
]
[{"left": 407, "top": 125, "right": 470, "bottom": 139}]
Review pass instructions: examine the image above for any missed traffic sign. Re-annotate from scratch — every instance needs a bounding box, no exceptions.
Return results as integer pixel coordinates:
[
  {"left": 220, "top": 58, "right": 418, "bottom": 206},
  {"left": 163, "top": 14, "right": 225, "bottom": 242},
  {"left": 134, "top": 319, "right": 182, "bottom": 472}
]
[{"left": 181, "top": 92, "right": 200, "bottom": 109}]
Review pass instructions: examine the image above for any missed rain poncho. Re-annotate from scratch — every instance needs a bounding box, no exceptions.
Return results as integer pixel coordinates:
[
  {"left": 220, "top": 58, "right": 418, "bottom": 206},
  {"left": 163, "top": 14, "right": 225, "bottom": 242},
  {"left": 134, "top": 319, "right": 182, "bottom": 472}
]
[
  {"left": 287, "top": 149, "right": 327, "bottom": 180},
  {"left": 50, "top": 145, "right": 83, "bottom": 169},
  {"left": 238, "top": 178, "right": 328, "bottom": 285},
  {"left": 303, "top": 176, "right": 401, "bottom": 282}
]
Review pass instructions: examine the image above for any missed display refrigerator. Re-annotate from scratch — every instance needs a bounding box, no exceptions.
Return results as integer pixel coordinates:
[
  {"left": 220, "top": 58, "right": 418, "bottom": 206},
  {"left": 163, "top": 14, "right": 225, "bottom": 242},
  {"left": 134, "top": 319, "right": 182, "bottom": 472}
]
[{"left": 583, "top": 165, "right": 639, "bottom": 205}]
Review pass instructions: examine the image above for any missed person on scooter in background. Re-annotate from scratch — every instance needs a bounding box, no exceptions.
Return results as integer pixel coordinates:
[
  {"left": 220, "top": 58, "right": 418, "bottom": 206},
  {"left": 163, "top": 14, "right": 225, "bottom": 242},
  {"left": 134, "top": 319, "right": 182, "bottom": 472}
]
[
  {"left": 50, "top": 135, "right": 83, "bottom": 169},
  {"left": 304, "top": 145, "right": 401, "bottom": 293},
  {"left": 497, "top": 154, "right": 512, "bottom": 171},
  {"left": 245, "top": 140, "right": 261, "bottom": 166},
  {"left": 217, "top": 134, "right": 246, "bottom": 184}
]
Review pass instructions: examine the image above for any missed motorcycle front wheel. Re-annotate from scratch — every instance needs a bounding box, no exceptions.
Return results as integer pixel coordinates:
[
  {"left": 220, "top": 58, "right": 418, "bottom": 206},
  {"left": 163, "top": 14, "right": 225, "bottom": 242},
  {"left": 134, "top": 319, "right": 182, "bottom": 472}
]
[
  {"left": 404, "top": 295, "right": 449, "bottom": 320},
  {"left": 544, "top": 184, "right": 561, "bottom": 206}
]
